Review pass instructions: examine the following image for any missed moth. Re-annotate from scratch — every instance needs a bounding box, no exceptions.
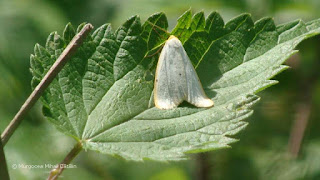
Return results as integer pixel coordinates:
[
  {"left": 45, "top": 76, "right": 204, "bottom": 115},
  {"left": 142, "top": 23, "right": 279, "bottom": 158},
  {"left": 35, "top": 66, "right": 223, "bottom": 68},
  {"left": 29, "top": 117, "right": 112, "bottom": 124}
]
[{"left": 154, "top": 35, "right": 214, "bottom": 109}]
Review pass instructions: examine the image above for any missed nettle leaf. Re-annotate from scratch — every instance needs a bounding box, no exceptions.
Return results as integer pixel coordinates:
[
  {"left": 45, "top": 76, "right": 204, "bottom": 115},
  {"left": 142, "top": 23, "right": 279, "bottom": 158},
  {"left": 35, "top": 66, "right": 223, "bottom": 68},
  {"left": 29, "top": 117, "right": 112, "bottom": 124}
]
[
  {"left": 30, "top": 11, "right": 320, "bottom": 161},
  {"left": 171, "top": 9, "right": 206, "bottom": 44}
]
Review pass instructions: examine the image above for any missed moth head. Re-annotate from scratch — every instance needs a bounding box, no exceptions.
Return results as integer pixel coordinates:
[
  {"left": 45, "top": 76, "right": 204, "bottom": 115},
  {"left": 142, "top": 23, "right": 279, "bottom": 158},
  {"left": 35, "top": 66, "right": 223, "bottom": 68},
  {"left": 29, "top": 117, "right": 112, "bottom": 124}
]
[{"left": 167, "top": 35, "right": 182, "bottom": 48}]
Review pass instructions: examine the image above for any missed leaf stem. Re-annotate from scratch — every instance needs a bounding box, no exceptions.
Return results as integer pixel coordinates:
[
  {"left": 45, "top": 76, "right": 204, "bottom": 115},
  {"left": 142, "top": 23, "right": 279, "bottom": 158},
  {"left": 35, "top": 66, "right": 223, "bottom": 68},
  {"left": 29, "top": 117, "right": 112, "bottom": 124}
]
[
  {"left": 1, "top": 24, "right": 93, "bottom": 146},
  {"left": 47, "top": 142, "right": 83, "bottom": 180}
]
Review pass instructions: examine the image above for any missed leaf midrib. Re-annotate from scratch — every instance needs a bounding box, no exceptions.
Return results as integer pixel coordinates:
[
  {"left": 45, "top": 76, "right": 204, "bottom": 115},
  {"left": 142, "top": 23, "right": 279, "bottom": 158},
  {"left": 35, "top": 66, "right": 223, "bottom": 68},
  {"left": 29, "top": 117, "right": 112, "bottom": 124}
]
[{"left": 87, "top": 102, "right": 248, "bottom": 143}]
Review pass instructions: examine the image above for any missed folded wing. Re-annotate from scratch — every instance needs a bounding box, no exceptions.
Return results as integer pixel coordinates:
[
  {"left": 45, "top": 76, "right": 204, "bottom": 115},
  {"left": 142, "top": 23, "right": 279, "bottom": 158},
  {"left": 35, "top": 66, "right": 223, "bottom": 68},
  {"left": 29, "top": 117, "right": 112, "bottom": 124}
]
[{"left": 154, "top": 35, "right": 214, "bottom": 110}]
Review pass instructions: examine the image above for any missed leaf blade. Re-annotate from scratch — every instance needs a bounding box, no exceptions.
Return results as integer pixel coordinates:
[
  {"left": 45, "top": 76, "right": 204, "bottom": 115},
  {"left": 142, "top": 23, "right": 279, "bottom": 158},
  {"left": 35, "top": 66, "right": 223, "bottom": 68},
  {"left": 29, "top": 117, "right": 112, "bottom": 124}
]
[{"left": 30, "top": 11, "right": 320, "bottom": 161}]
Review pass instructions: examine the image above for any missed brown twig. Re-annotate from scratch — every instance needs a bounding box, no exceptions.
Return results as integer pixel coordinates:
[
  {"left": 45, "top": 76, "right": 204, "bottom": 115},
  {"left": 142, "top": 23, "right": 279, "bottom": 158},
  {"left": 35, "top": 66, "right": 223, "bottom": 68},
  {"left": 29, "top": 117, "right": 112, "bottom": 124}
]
[
  {"left": 196, "top": 153, "right": 211, "bottom": 180},
  {"left": 1, "top": 23, "right": 93, "bottom": 146},
  {"left": 288, "top": 100, "right": 312, "bottom": 157},
  {"left": 47, "top": 142, "right": 83, "bottom": 180},
  {"left": 288, "top": 39, "right": 320, "bottom": 157},
  {"left": 0, "top": 132, "right": 10, "bottom": 180},
  {"left": 288, "top": 73, "right": 313, "bottom": 158},
  {"left": 288, "top": 71, "right": 317, "bottom": 157}
]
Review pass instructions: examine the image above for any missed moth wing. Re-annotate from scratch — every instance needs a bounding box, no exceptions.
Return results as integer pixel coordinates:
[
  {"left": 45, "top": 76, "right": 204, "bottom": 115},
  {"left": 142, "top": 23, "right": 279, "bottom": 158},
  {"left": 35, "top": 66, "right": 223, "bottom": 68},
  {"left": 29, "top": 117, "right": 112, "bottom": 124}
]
[
  {"left": 154, "top": 38, "right": 186, "bottom": 109},
  {"left": 154, "top": 36, "right": 214, "bottom": 109},
  {"left": 180, "top": 47, "right": 214, "bottom": 108}
]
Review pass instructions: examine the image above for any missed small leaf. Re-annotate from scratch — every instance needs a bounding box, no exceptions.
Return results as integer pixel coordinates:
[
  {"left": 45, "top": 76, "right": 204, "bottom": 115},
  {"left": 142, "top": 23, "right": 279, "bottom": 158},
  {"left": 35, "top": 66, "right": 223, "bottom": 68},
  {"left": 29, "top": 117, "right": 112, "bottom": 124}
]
[
  {"left": 63, "top": 23, "right": 76, "bottom": 44},
  {"left": 244, "top": 17, "right": 278, "bottom": 61},
  {"left": 205, "top": 11, "right": 225, "bottom": 40},
  {"left": 171, "top": 9, "right": 192, "bottom": 42},
  {"left": 31, "top": 10, "right": 320, "bottom": 161},
  {"left": 141, "top": 12, "right": 169, "bottom": 51},
  {"left": 172, "top": 10, "right": 207, "bottom": 44},
  {"left": 189, "top": 11, "right": 206, "bottom": 32}
]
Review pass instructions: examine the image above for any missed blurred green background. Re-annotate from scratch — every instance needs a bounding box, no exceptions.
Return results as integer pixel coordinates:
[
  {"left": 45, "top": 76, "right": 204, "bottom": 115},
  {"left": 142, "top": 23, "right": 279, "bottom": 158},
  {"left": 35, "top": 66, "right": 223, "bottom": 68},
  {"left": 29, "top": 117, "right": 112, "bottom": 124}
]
[{"left": 1, "top": 0, "right": 320, "bottom": 179}]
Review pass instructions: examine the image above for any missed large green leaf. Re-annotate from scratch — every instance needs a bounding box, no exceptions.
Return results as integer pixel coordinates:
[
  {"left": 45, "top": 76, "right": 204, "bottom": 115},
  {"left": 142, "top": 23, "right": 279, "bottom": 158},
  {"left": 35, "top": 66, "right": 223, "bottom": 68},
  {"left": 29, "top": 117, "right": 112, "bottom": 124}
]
[{"left": 30, "top": 11, "right": 320, "bottom": 161}]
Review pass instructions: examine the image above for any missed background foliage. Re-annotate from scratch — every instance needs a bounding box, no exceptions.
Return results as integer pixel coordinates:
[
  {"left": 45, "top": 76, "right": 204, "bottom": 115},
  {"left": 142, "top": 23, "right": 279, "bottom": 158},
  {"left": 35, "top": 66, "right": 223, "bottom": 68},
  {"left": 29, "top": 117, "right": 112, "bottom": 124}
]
[{"left": 1, "top": 0, "right": 320, "bottom": 179}]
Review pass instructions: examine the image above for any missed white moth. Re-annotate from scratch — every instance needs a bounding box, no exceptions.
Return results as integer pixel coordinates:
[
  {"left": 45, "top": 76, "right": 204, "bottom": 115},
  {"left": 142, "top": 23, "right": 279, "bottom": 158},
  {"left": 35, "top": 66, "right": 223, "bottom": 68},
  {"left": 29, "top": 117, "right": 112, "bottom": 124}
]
[{"left": 154, "top": 35, "right": 214, "bottom": 110}]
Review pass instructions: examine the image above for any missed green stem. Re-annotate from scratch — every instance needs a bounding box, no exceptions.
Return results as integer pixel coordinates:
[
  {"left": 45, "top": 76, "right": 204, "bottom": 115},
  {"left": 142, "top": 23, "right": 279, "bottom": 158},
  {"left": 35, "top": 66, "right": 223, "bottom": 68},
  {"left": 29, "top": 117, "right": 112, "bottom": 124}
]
[{"left": 47, "top": 142, "right": 83, "bottom": 180}]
